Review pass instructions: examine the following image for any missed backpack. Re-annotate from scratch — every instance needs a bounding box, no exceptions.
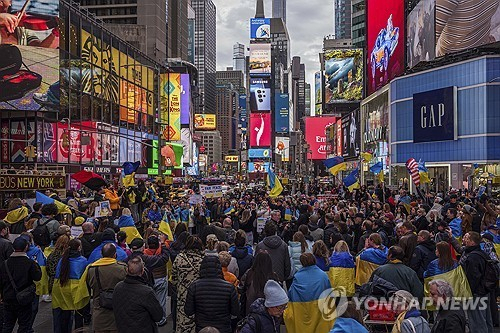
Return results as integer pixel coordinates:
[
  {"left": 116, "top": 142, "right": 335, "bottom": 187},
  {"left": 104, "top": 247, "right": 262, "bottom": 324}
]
[
  {"left": 471, "top": 250, "right": 500, "bottom": 293},
  {"left": 236, "top": 313, "right": 262, "bottom": 333},
  {"left": 32, "top": 219, "right": 52, "bottom": 247}
]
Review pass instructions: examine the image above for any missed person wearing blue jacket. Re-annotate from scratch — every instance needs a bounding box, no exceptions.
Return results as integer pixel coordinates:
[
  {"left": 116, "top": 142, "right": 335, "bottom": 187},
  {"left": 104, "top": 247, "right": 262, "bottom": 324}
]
[
  {"left": 423, "top": 241, "right": 458, "bottom": 278},
  {"left": 329, "top": 301, "right": 369, "bottom": 333},
  {"left": 446, "top": 208, "right": 462, "bottom": 239},
  {"left": 358, "top": 233, "right": 388, "bottom": 265},
  {"left": 88, "top": 229, "right": 128, "bottom": 264},
  {"left": 329, "top": 240, "right": 355, "bottom": 268},
  {"left": 146, "top": 203, "right": 163, "bottom": 223}
]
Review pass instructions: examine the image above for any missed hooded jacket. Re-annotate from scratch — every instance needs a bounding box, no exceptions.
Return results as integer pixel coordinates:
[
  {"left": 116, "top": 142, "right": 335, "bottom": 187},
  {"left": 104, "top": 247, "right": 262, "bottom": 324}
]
[
  {"left": 359, "top": 246, "right": 388, "bottom": 265},
  {"left": 231, "top": 246, "right": 254, "bottom": 279},
  {"left": 308, "top": 222, "right": 324, "bottom": 242},
  {"left": 184, "top": 256, "right": 239, "bottom": 333},
  {"left": 330, "top": 251, "right": 355, "bottom": 268},
  {"left": 239, "top": 298, "right": 281, "bottom": 333},
  {"left": 410, "top": 239, "right": 437, "bottom": 279},
  {"left": 372, "top": 260, "right": 424, "bottom": 299},
  {"left": 255, "top": 235, "right": 290, "bottom": 281},
  {"left": 329, "top": 317, "right": 369, "bottom": 333}
]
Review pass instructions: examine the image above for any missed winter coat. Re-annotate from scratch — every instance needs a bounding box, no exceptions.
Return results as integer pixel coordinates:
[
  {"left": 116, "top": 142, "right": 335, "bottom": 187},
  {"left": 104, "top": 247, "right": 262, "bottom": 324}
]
[
  {"left": 0, "top": 237, "right": 13, "bottom": 265},
  {"left": 33, "top": 217, "right": 60, "bottom": 243},
  {"left": 414, "top": 216, "right": 429, "bottom": 232},
  {"left": 478, "top": 201, "right": 497, "bottom": 230},
  {"left": 112, "top": 275, "right": 163, "bottom": 333},
  {"left": 0, "top": 252, "right": 42, "bottom": 303},
  {"left": 359, "top": 246, "right": 388, "bottom": 265},
  {"left": 410, "top": 240, "right": 437, "bottom": 279},
  {"left": 87, "top": 261, "right": 127, "bottom": 331},
  {"left": 104, "top": 189, "right": 120, "bottom": 210},
  {"left": 460, "top": 245, "right": 489, "bottom": 296},
  {"left": 330, "top": 251, "right": 355, "bottom": 268},
  {"left": 238, "top": 298, "right": 281, "bottom": 333},
  {"left": 231, "top": 246, "right": 253, "bottom": 279},
  {"left": 372, "top": 260, "right": 424, "bottom": 298},
  {"left": 308, "top": 222, "right": 324, "bottom": 242},
  {"left": 430, "top": 309, "right": 466, "bottom": 333},
  {"left": 185, "top": 256, "right": 239, "bottom": 333},
  {"left": 255, "top": 235, "right": 290, "bottom": 281},
  {"left": 80, "top": 232, "right": 103, "bottom": 259},
  {"left": 399, "top": 232, "right": 418, "bottom": 265},
  {"left": 329, "top": 317, "right": 369, "bottom": 333},
  {"left": 171, "top": 250, "right": 204, "bottom": 333},
  {"left": 288, "top": 241, "right": 304, "bottom": 275},
  {"left": 423, "top": 259, "right": 458, "bottom": 278},
  {"left": 324, "top": 224, "right": 343, "bottom": 249}
]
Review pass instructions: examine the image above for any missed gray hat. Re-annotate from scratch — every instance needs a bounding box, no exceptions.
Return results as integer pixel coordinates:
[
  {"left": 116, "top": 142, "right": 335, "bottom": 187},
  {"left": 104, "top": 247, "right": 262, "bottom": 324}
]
[{"left": 264, "top": 280, "right": 289, "bottom": 308}]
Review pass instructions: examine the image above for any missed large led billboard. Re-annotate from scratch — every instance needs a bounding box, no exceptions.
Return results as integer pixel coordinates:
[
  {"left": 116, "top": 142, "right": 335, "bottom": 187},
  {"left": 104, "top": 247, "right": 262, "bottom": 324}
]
[
  {"left": 250, "top": 18, "right": 271, "bottom": 39},
  {"left": 304, "top": 116, "right": 337, "bottom": 160},
  {"left": 340, "top": 109, "right": 360, "bottom": 159},
  {"left": 249, "top": 78, "right": 271, "bottom": 111},
  {"left": 248, "top": 148, "right": 271, "bottom": 159},
  {"left": 249, "top": 44, "right": 271, "bottom": 76},
  {"left": 248, "top": 162, "right": 270, "bottom": 173},
  {"left": 275, "top": 137, "right": 290, "bottom": 162},
  {"left": 194, "top": 114, "right": 216, "bottom": 130},
  {"left": 180, "top": 74, "right": 191, "bottom": 125},
  {"left": 436, "top": 1, "right": 500, "bottom": 57},
  {"left": 160, "top": 73, "right": 181, "bottom": 141},
  {"left": 239, "top": 95, "right": 247, "bottom": 132},
  {"left": 0, "top": 0, "right": 59, "bottom": 111},
  {"left": 324, "top": 49, "right": 363, "bottom": 103},
  {"left": 367, "top": 0, "right": 405, "bottom": 96},
  {"left": 275, "top": 94, "right": 289, "bottom": 133},
  {"left": 249, "top": 113, "right": 271, "bottom": 147},
  {"left": 314, "top": 71, "right": 322, "bottom": 106},
  {"left": 407, "top": 0, "right": 435, "bottom": 68}
]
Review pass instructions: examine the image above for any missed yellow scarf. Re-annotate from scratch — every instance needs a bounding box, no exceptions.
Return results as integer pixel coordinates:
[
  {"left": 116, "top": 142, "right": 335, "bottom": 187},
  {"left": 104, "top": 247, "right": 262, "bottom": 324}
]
[
  {"left": 90, "top": 257, "right": 117, "bottom": 267},
  {"left": 4, "top": 207, "right": 28, "bottom": 224},
  {"left": 392, "top": 311, "right": 407, "bottom": 333}
]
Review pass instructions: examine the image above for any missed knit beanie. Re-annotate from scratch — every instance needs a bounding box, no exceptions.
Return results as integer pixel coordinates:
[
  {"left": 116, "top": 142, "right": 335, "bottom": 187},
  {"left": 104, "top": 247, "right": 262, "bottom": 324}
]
[{"left": 264, "top": 280, "right": 289, "bottom": 308}]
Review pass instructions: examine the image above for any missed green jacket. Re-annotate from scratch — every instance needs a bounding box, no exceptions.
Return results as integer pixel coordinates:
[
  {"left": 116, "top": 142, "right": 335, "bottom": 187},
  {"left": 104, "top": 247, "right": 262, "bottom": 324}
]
[{"left": 372, "top": 260, "right": 424, "bottom": 299}]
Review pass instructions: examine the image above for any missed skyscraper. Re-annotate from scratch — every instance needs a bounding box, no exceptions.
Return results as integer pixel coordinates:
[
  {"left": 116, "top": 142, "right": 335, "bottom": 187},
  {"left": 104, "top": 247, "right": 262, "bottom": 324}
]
[
  {"left": 272, "top": 0, "right": 286, "bottom": 23},
  {"left": 334, "top": 0, "right": 352, "bottom": 39},
  {"left": 168, "top": 0, "right": 191, "bottom": 61},
  {"left": 192, "top": 0, "right": 217, "bottom": 114},
  {"left": 351, "top": 0, "right": 365, "bottom": 48},
  {"left": 233, "top": 43, "right": 246, "bottom": 73}
]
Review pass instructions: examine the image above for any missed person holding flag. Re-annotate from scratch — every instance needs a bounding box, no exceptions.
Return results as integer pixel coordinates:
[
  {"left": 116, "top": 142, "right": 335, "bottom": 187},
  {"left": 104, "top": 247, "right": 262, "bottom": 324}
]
[
  {"left": 343, "top": 169, "right": 360, "bottom": 192},
  {"left": 122, "top": 161, "right": 140, "bottom": 188},
  {"left": 267, "top": 167, "right": 283, "bottom": 198},
  {"left": 323, "top": 156, "right": 346, "bottom": 176},
  {"left": 115, "top": 208, "right": 142, "bottom": 246}
]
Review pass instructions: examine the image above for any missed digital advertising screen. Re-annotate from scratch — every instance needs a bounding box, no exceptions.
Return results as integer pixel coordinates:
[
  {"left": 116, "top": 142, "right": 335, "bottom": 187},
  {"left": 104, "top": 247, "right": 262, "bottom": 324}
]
[
  {"left": 180, "top": 74, "right": 191, "bottom": 125},
  {"left": 249, "top": 78, "right": 271, "bottom": 111},
  {"left": 436, "top": 0, "right": 500, "bottom": 57},
  {"left": 275, "top": 136, "right": 290, "bottom": 162},
  {"left": 248, "top": 162, "right": 270, "bottom": 173},
  {"left": 367, "top": 0, "right": 405, "bottom": 96},
  {"left": 249, "top": 113, "right": 271, "bottom": 147},
  {"left": 340, "top": 109, "right": 360, "bottom": 160},
  {"left": 315, "top": 71, "right": 322, "bottom": 106},
  {"left": 304, "top": 116, "right": 337, "bottom": 160},
  {"left": 274, "top": 93, "right": 289, "bottom": 133},
  {"left": 0, "top": 0, "right": 59, "bottom": 111},
  {"left": 194, "top": 114, "right": 216, "bottom": 130},
  {"left": 407, "top": 0, "right": 435, "bottom": 68},
  {"left": 160, "top": 73, "right": 181, "bottom": 141},
  {"left": 239, "top": 95, "right": 247, "bottom": 132},
  {"left": 249, "top": 43, "right": 271, "bottom": 76},
  {"left": 250, "top": 18, "right": 271, "bottom": 39},
  {"left": 248, "top": 148, "right": 271, "bottom": 159},
  {"left": 324, "top": 49, "right": 363, "bottom": 103}
]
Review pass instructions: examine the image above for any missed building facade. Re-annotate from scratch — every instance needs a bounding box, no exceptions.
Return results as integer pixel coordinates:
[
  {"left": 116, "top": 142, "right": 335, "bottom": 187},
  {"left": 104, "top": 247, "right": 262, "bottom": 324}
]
[
  {"left": 192, "top": 0, "right": 217, "bottom": 114},
  {"left": 351, "top": 0, "right": 365, "bottom": 49},
  {"left": 199, "top": 131, "right": 222, "bottom": 165},
  {"left": 272, "top": 0, "right": 286, "bottom": 23},
  {"left": 334, "top": 0, "right": 352, "bottom": 39},
  {"left": 168, "top": 0, "right": 191, "bottom": 61},
  {"left": 233, "top": 43, "right": 246, "bottom": 73}
]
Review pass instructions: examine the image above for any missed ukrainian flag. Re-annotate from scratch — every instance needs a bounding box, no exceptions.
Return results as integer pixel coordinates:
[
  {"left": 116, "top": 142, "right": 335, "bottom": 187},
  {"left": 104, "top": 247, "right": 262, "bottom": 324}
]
[
  {"left": 328, "top": 252, "right": 355, "bottom": 297},
  {"left": 284, "top": 208, "right": 293, "bottom": 221},
  {"left": 4, "top": 206, "right": 29, "bottom": 225},
  {"left": 284, "top": 265, "right": 334, "bottom": 333},
  {"left": 224, "top": 207, "right": 235, "bottom": 216},
  {"left": 360, "top": 152, "right": 373, "bottom": 163},
  {"left": 424, "top": 266, "right": 472, "bottom": 310},
  {"left": 122, "top": 161, "right": 140, "bottom": 188},
  {"left": 36, "top": 192, "right": 72, "bottom": 215},
  {"left": 418, "top": 160, "right": 431, "bottom": 184},
  {"left": 116, "top": 215, "right": 142, "bottom": 245},
  {"left": 355, "top": 247, "right": 388, "bottom": 286},
  {"left": 52, "top": 256, "right": 90, "bottom": 311},
  {"left": 27, "top": 245, "right": 49, "bottom": 296},
  {"left": 369, "top": 161, "right": 383, "bottom": 175},
  {"left": 343, "top": 169, "right": 360, "bottom": 192},
  {"left": 159, "top": 213, "right": 174, "bottom": 241},
  {"left": 267, "top": 167, "right": 283, "bottom": 198},
  {"left": 323, "top": 156, "right": 347, "bottom": 176},
  {"left": 88, "top": 241, "right": 128, "bottom": 264}
]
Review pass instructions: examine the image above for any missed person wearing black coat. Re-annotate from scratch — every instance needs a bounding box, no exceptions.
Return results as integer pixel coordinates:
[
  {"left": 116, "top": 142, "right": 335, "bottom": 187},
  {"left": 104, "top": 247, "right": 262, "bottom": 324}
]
[
  {"left": 414, "top": 208, "right": 430, "bottom": 232},
  {"left": 184, "top": 256, "right": 239, "bottom": 333},
  {"left": 231, "top": 231, "right": 253, "bottom": 280},
  {"left": 113, "top": 257, "right": 163, "bottom": 333},
  {"left": 429, "top": 280, "right": 466, "bottom": 333},
  {"left": 323, "top": 214, "right": 342, "bottom": 248},
  {"left": 409, "top": 230, "right": 437, "bottom": 280}
]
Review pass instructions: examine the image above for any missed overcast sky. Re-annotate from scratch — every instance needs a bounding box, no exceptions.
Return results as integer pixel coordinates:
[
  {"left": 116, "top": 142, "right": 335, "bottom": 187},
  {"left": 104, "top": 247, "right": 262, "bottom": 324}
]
[{"left": 213, "top": 0, "right": 333, "bottom": 113}]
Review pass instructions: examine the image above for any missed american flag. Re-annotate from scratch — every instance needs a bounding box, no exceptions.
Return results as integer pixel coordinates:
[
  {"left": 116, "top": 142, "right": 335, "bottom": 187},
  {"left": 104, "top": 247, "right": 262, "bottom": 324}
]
[{"left": 406, "top": 158, "right": 420, "bottom": 186}]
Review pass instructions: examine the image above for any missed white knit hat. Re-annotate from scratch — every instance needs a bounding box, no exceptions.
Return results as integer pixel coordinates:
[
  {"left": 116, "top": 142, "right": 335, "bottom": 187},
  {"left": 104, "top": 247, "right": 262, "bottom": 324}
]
[{"left": 264, "top": 280, "right": 289, "bottom": 308}]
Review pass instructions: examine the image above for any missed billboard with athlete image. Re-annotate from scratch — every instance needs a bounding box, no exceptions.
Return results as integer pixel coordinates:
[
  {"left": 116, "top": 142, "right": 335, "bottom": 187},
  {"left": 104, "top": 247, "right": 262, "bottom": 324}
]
[
  {"left": 249, "top": 113, "right": 271, "bottom": 147},
  {"left": 367, "top": 0, "right": 405, "bottom": 96}
]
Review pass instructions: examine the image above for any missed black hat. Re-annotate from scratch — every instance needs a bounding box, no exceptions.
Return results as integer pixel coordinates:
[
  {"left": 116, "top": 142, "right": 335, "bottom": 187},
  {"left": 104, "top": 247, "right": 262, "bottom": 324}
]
[
  {"left": 130, "top": 238, "right": 145, "bottom": 250},
  {"left": 147, "top": 236, "right": 159, "bottom": 248},
  {"left": 102, "top": 228, "right": 116, "bottom": 242},
  {"left": 12, "top": 236, "right": 28, "bottom": 252}
]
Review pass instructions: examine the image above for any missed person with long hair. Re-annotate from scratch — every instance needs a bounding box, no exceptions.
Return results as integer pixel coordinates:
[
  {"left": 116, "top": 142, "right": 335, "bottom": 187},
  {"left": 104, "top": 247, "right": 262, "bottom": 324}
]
[
  {"left": 51, "top": 239, "right": 89, "bottom": 333},
  {"left": 288, "top": 232, "right": 309, "bottom": 280},
  {"left": 171, "top": 235, "right": 205, "bottom": 333},
  {"left": 239, "top": 251, "right": 279, "bottom": 316},
  {"left": 423, "top": 241, "right": 458, "bottom": 278},
  {"left": 329, "top": 240, "right": 356, "bottom": 296},
  {"left": 313, "top": 240, "right": 331, "bottom": 271},
  {"left": 46, "top": 234, "right": 70, "bottom": 299},
  {"left": 329, "top": 301, "right": 369, "bottom": 332}
]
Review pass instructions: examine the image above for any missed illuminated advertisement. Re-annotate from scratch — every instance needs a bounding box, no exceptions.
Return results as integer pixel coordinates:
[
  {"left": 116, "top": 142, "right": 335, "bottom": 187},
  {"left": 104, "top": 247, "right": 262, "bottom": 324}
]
[
  {"left": 407, "top": 0, "right": 435, "bottom": 68},
  {"left": 56, "top": 121, "right": 97, "bottom": 164},
  {"left": 336, "top": 119, "right": 342, "bottom": 156},
  {"left": 436, "top": 1, "right": 500, "bottom": 57},
  {"left": 0, "top": 0, "right": 59, "bottom": 111},
  {"left": 249, "top": 113, "right": 271, "bottom": 147},
  {"left": 1, "top": 120, "right": 36, "bottom": 163},
  {"left": 248, "top": 148, "right": 271, "bottom": 159},
  {"left": 119, "top": 81, "right": 148, "bottom": 124},
  {"left": 367, "top": 0, "right": 405, "bottom": 96},
  {"left": 248, "top": 162, "right": 270, "bottom": 173},
  {"left": 96, "top": 123, "right": 119, "bottom": 164},
  {"left": 275, "top": 137, "right": 290, "bottom": 162},
  {"left": 362, "top": 91, "right": 389, "bottom": 168},
  {"left": 340, "top": 109, "right": 360, "bottom": 159},
  {"left": 275, "top": 94, "right": 289, "bottom": 133},
  {"left": 304, "top": 116, "right": 337, "bottom": 160},
  {"left": 324, "top": 49, "right": 363, "bottom": 103},
  {"left": 180, "top": 74, "right": 191, "bottom": 125},
  {"left": 250, "top": 18, "right": 271, "bottom": 39},
  {"left": 178, "top": 128, "right": 193, "bottom": 165},
  {"left": 160, "top": 73, "right": 181, "bottom": 140},
  {"left": 249, "top": 44, "right": 271, "bottom": 76},
  {"left": 239, "top": 95, "right": 247, "bottom": 132},
  {"left": 315, "top": 71, "right": 322, "bottom": 106},
  {"left": 187, "top": 142, "right": 199, "bottom": 176},
  {"left": 119, "top": 128, "right": 147, "bottom": 164},
  {"left": 194, "top": 114, "right": 216, "bottom": 130},
  {"left": 249, "top": 77, "right": 271, "bottom": 111}
]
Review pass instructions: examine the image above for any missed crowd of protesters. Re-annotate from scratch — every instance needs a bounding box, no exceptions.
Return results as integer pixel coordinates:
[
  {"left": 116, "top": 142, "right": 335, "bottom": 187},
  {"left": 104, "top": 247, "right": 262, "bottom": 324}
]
[{"left": 0, "top": 180, "right": 498, "bottom": 333}]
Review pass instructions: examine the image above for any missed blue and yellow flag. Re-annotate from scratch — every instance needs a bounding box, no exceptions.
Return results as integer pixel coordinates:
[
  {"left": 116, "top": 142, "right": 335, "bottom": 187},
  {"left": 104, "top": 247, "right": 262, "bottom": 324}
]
[
  {"left": 4, "top": 206, "right": 29, "bottom": 224},
  {"left": 52, "top": 256, "right": 90, "bottom": 311},
  {"left": 122, "top": 161, "right": 140, "bottom": 188},
  {"left": 223, "top": 207, "right": 235, "bottom": 216},
  {"left": 370, "top": 161, "right": 383, "bottom": 175},
  {"left": 116, "top": 215, "right": 142, "bottom": 245},
  {"left": 343, "top": 169, "right": 360, "bottom": 192},
  {"left": 267, "top": 167, "right": 283, "bottom": 198},
  {"left": 424, "top": 266, "right": 472, "bottom": 310},
  {"left": 418, "top": 160, "right": 431, "bottom": 184},
  {"left": 328, "top": 253, "right": 355, "bottom": 296},
  {"left": 27, "top": 245, "right": 49, "bottom": 296},
  {"left": 159, "top": 213, "right": 174, "bottom": 241},
  {"left": 361, "top": 152, "right": 373, "bottom": 163},
  {"left": 473, "top": 163, "right": 481, "bottom": 176},
  {"left": 36, "top": 192, "right": 72, "bottom": 215},
  {"left": 284, "top": 208, "right": 293, "bottom": 221},
  {"left": 284, "top": 265, "right": 334, "bottom": 333},
  {"left": 355, "top": 256, "right": 381, "bottom": 286},
  {"left": 323, "top": 156, "right": 347, "bottom": 176}
]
